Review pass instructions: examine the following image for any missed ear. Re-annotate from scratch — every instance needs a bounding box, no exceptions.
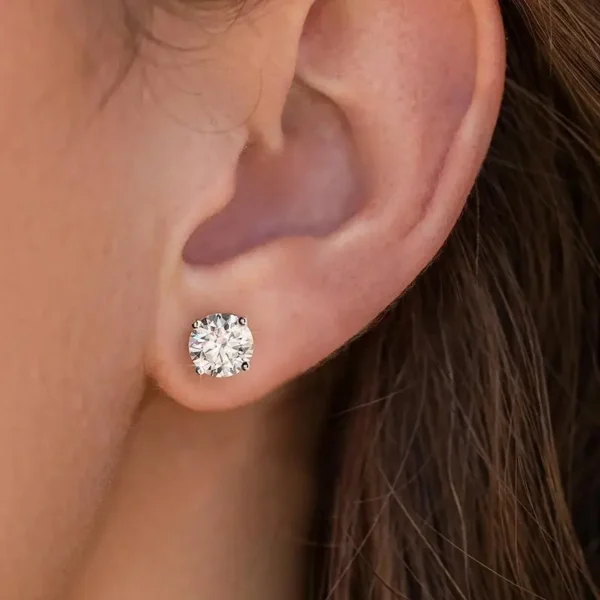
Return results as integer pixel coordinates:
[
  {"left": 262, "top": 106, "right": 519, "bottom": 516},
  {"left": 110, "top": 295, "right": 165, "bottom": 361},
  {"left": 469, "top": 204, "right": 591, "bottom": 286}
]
[{"left": 146, "top": 0, "right": 505, "bottom": 411}]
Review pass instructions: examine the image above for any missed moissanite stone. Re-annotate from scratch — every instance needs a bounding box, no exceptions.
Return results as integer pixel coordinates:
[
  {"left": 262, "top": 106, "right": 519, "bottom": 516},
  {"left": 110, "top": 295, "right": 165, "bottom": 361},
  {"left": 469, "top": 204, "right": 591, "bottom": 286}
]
[{"left": 189, "top": 313, "right": 254, "bottom": 378}]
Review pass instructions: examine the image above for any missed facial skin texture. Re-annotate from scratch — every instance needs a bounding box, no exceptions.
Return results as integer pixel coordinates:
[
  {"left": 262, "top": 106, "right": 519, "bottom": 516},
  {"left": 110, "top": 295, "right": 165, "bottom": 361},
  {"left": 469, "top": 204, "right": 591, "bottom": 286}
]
[{"left": 0, "top": 1, "right": 504, "bottom": 599}]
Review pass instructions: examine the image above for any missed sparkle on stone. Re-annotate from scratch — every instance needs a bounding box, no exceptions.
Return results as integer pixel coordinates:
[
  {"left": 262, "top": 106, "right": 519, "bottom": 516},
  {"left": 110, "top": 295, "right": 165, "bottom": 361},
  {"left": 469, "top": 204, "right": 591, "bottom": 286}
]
[{"left": 189, "top": 313, "right": 254, "bottom": 378}]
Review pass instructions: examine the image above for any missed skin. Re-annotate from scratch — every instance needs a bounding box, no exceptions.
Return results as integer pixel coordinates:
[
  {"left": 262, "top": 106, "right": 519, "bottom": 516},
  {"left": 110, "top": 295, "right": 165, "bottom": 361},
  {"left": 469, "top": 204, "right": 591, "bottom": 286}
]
[{"left": 0, "top": 0, "right": 504, "bottom": 598}]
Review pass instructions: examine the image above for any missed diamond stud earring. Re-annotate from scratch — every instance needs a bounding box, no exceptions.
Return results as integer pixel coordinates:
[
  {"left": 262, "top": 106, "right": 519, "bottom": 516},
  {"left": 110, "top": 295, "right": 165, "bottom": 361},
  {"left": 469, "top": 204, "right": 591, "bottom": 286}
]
[{"left": 188, "top": 313, "right": 254, "bottom": 378}]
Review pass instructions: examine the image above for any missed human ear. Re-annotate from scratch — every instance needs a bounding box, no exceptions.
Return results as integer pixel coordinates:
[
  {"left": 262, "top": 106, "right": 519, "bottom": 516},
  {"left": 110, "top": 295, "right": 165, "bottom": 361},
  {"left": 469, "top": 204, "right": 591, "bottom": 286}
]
[{"left": 146, "top": 0, "right": 505, "bottom": 410}]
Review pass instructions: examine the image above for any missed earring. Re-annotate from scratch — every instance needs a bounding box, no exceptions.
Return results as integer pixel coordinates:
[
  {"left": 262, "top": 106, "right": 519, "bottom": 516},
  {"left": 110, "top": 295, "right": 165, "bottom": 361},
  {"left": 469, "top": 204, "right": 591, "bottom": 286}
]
[{"left": 188, "top": 313, "right": 254, "bottom": 378}]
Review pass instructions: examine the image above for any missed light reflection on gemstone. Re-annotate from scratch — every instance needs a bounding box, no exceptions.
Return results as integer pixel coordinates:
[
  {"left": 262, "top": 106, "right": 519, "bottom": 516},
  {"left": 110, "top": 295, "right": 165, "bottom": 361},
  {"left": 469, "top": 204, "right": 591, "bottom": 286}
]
[{"left": 189, "top": 313, "right": 254, "bottom": 378}]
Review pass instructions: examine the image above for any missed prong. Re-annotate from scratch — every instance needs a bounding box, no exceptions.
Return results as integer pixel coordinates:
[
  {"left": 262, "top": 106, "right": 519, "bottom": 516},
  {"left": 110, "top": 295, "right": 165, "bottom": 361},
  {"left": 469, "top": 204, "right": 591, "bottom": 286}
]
[
  {"left": 195, "top": 367, "right": 203, "bottom": 376},
  {"left": 239, "top": 316, "right": 248, "bottom": 326},
  {"left": 192, "top": 320, "right": 202, "bottom": 329},
  {"left": 241, "top": 362, "right": 250, "bottom": 372}
]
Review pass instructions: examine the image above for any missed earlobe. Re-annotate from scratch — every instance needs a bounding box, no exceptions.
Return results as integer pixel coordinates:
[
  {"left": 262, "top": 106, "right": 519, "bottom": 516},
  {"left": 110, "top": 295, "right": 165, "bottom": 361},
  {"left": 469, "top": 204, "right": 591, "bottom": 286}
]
[{"left": 146, "top": 0, "right": 505, "bottom": 413}]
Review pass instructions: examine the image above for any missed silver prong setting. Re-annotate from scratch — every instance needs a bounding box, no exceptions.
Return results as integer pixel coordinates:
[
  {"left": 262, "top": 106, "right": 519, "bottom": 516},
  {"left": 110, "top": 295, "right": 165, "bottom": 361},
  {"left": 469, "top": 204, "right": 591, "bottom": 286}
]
[{"left": 189, "top": 313, "right": 254, "bottom": 378}]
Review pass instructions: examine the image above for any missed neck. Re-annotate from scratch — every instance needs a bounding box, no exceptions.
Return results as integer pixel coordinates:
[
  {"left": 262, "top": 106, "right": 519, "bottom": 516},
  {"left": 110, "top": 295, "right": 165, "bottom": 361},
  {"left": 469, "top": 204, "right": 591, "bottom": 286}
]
[{"left": 70, "top": 381, "right": 325, "bottom": 600}]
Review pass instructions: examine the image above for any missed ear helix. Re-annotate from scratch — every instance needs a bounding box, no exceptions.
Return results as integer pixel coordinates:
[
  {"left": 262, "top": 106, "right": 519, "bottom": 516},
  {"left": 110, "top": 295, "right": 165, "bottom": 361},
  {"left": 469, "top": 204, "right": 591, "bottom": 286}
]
[{"left": 188, "top": 313, "right": 254, "bottom": 378}]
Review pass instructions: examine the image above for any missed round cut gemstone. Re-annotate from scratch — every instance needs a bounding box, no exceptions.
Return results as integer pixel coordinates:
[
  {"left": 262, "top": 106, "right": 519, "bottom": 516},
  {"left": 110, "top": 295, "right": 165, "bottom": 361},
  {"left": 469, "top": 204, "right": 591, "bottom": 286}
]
[{"left": 189, "top": 313, "right": 254, "bottom": 378}]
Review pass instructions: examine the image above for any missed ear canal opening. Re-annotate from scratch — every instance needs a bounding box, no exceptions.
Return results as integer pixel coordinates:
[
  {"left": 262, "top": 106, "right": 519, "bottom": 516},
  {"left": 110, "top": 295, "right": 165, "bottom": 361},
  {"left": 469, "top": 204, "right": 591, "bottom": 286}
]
[{"left": 182, "top": 85, "right": 365, "bottom": 267}]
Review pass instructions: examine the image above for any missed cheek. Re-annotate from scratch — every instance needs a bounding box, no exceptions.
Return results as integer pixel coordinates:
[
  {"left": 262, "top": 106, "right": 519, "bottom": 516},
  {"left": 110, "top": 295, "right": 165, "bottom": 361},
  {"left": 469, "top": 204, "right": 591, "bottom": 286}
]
[
  {"left": 0, "top": 1, "right": 160, "bottom": 595},
  {"left": 0, "top": 2, "right": 247, "bottom": 593}
]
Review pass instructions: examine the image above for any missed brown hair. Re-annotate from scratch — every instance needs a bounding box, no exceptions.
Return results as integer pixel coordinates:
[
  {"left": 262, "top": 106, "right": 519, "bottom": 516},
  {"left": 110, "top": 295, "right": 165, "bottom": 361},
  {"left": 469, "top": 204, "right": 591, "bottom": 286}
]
[
  {"left": 155, "top": 0, "right": 600, "bottom": 597},
  {"left": 309, "top": 2, "right": 600, "bottom": 599}
]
